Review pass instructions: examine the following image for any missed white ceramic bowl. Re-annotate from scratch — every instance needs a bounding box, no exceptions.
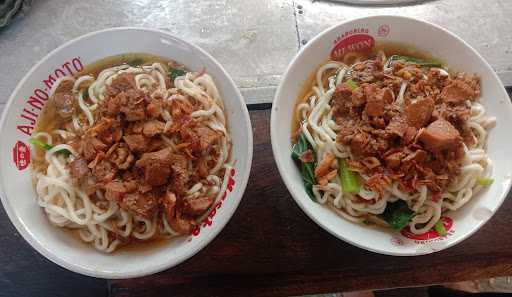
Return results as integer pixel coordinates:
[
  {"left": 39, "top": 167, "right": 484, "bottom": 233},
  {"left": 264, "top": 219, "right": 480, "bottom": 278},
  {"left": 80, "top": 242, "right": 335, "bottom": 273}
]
[
  {"left": 271, "top": 16, "right": 512, "bottom": 256},
  {"left": 0, "top": 28, "right": 253, "bottom": 278}
]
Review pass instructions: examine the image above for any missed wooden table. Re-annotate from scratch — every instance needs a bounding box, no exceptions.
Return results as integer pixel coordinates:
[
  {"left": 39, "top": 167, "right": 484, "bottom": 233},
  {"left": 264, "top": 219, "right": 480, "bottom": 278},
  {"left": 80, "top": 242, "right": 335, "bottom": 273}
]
[{"left": 1, "top": 102, "right": 512, "bottom": 297}]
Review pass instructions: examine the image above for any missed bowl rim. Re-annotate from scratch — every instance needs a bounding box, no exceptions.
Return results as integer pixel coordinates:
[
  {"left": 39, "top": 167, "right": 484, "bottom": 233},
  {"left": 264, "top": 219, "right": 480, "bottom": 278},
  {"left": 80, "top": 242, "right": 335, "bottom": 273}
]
[
  {"left": 271, "top": 15, "right": 512, "bottom": 256},
  {"left": 0, "top": 27, "right": 253, "bottom": 278}
]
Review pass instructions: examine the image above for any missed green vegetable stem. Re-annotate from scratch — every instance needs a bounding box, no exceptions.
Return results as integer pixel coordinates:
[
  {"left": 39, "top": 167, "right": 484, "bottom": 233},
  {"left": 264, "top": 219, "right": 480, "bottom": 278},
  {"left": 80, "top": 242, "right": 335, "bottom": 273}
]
[
  {"left": 434, "top": 219, "right": 448, "bottom": 236},
  {"left": 387, "top": 55, "right": 442, "bottom": 68},
  {"left": 29, "top": 138, "right": 53, "bottom": 151},
  {"left": 29, "top": 138, "right": 71, "bottom": 156},
  {"left": 339, "top": 158, "right": 360, "bottom": 194},
  {"left": 292, "top": 133, "right": 317, "bottom": 201},
  {"left": 476, "top": 177, "right": 494, "bottom": 186},
  {"left": 345, "top": 79, "right": 359, "bottom": 91}
]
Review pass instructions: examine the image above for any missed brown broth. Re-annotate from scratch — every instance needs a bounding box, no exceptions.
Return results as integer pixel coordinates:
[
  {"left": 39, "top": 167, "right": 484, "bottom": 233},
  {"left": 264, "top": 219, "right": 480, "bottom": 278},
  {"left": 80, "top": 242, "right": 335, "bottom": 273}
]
[
  {"left": 63, "top": 227, "right": 175, "bottom": 252},
  {"left": 77, "top": 53, "right": 177, "bottom": 78}
]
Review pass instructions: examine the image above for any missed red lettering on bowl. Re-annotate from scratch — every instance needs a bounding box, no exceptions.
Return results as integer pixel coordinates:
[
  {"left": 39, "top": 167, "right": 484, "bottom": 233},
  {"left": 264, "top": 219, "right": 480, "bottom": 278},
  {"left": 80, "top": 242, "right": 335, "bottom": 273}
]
[
  {"left": 331, "top": 34, "right": 375, "bottom": 60},
  {"left": 12, "top": 141, "right": 30, "bottom": 171},
  {"left": 401, "top": 216, "right": 453, "bottom": 241},
  {"left": 192, "top": 168, "right": 237, "bottom": 237}
]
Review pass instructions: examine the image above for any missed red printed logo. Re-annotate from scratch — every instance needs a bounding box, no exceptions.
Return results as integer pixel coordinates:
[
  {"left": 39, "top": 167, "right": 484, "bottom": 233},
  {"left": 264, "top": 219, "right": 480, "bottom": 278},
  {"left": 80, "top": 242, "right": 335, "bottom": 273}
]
[
  {"left": 378, "top": 24, "right": 390, "bottom": 37},
  {"left": 401, "top": 217, "right": 453, "bottom": 241},
  {"left": 12, "top": 141, "right": 30, "bottom": 170},
  {"left": 331, "top": 28, "right": 375, "bottom": 60}
]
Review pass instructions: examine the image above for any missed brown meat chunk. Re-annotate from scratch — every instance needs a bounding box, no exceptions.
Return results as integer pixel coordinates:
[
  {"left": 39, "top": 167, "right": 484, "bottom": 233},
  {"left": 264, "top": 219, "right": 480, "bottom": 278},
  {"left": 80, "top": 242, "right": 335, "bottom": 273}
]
[
  {"left": 116, "top": 90, "right": 147, "bottom": 122},
  {"left": 123, "top": 134, "right": 147, "bottom": 153},
  {"left": 142, "top": 120, "right": 165, "bottom": 137},
  {"left": 183, "top": 196, "right": 214, "bottom": 216},
  {"left": 419, "top": 119, "right": 462, "bottom": 151},
  {"left": 147, "top": 138, "right": 166, "bottom": 152},
  {"left": 105, "top": 73, "right": 137, "bottom": 97},
  {"left": 122, "top": 191, "right": 158, "bottom": 218},
  {"left": 441, "top": 80, "right": 477, "bottom": 104},
  {"left": 103, "top": 92, "right": 123, "bottom": 115},
  {"left": 332, "top": 83, "right": 353, "bottom": 116},
  {"left": 380, "top": 88, "right": 395, "bottom": 104},
  {"left": 181, "top": 126, "right": 220, "bottom": 154},
  {"left": 365, "top": 87, "right": 394, "bottom": 117},
  {"left": 82, "top": 136, "right": 108, "bottom": 161},
  {"left": 146, "top": 99, "right": 164, "bottom": 119},
  {"left": 385, "top": 152, "right": 403, "bottom": 169},
  {"left": 105, "top": 181, "right": 159, "bottom": 218},
  {"left": 351, "top": 86, "right": 366, "bottom": 108},
  {"left": 104, "top": 181, "right": 127, "bottom": 202},
  {"left": 403, "top": 149, "right": 428, "bottom": 163},
  {"left": 350, "top": 132, "right": 372, "bottom": 156},
  {"left": 169, "top": 153, "right": 189, "bottom": 195},
  {"left": 135, "top": 148, "right": 173, "bottom": 186},
  {"left": 402, "top": 126, "right": 417, "bottom": 145},
  {"left": 53, "top": 92, "right": 75, "bottom": 119},
  {"left": 169, "top": 211, "right": 196, "bottom": 234},
  {"left": 68, "top": 158, "right": 90, "bottom": 178},
  {"left": 404, "top": 97, "right": 435, "bottom": 128},
  {"left": 365, "top": 93, "right": 385, "bottom": 117},
  {"left": 92, "top": 160, "right": 117, "bottom": 183},
  {"left": 386, "top": 116, "right": 409, "bottom": 138}
]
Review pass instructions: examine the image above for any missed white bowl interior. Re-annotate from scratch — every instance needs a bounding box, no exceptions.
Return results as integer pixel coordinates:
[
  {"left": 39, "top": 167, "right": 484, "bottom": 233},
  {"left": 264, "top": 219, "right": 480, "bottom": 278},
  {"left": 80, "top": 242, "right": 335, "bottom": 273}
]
[
  {"left": 0, "top": 28, "right": 253, "bottom": 278},
  {"left": 271, "top": 16, "right": 512, "bottom": 255}
]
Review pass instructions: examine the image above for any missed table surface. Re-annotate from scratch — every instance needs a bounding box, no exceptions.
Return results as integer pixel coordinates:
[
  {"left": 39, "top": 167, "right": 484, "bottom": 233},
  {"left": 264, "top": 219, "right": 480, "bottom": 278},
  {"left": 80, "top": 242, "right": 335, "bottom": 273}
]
[{"left": 2, "top": 1, "right": 512, "bottom": 297}]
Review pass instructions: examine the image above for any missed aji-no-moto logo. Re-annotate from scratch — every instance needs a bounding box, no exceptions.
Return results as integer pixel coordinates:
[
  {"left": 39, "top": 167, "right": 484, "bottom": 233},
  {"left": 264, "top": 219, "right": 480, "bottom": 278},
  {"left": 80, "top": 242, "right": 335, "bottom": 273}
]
[
  {"left": 330, "top": 28, "right": 375, "bottom": 60},
  {"left": 13, "top": 141, "right": 30, "bottom": 170}
]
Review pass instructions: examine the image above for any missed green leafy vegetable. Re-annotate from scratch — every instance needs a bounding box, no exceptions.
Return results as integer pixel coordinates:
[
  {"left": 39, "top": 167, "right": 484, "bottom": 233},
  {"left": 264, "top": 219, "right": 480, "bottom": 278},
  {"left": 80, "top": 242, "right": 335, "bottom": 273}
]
[
  {"left": 292, "top": 133, "right": 317, "bottom": 201},
  {"left": 434, "top": 219, "right": 448, "bottom": 236},
  {"left": 29, "top": 138, "right": 52, "bottom": 151},
  {"left": 169, "top": 68, "right": 187, "bottom": 81},
  {"left": 127, "top": 58, "right": 144, "bottom": 67},
  {"left": 345, "top": 79, "right": 358, "bottom": 91},
  {"left": 388, "top": 55, "right": 443, "bottom": 68},
  {"left": 29, "top": 138, "right": 71, "bottom": 156},
  {"left": 476, "top": 177, "right": 494, "bottom": 186},
  {"left": 345, "top": 79, "right": 359, "bottom": 91},
  {"left": 382, "top": 200, "right": 414, "bottom": 231},
  {"left": 339, "top": 158, "right": 360, "bottom": 194}
]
